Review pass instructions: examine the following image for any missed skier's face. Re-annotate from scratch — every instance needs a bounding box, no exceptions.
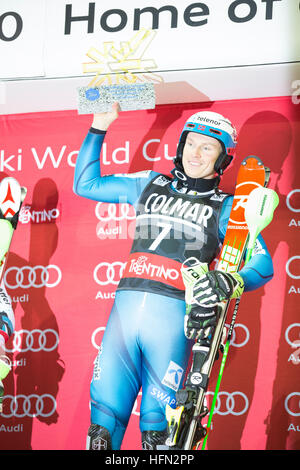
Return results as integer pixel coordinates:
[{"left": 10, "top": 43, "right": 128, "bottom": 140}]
[{"left": 182, "top": 132, "right": 222, "bottom": 179}]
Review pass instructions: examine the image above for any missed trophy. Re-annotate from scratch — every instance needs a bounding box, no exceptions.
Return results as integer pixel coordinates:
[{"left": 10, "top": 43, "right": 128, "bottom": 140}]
[{"left": 77, "top": 29, "right": 162, "bottom": 114}]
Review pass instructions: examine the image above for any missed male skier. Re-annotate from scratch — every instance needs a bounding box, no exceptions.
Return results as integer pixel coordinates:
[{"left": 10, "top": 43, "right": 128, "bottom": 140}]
[{"left": 73, "top": 104, "right": 274, "bottom": 450}]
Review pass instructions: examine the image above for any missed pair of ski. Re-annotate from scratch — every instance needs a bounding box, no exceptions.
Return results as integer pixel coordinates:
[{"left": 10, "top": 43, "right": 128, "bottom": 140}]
[
  {"left": 0, "top": 177, "right": 27, "bottom": 412},
  {"left": 161, "top": 156, "right": 279, "bottom": 451}
]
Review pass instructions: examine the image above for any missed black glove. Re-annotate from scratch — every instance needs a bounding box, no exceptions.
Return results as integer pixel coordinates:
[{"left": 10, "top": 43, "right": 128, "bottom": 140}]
[
  {"left": 184, "top": 304, "right": 218, "bottom": 340},
  {"left": 193, "top": 270, "right": 244, "bottom": 308}
]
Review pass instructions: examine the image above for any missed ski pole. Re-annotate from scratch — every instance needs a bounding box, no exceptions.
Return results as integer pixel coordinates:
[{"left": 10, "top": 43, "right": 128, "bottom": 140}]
[
  {"left": 201, "top": 187, "right": 279, "bottom": 450},
  {"left": 200, "top": 298, "right": 240, "bottom": 450}
]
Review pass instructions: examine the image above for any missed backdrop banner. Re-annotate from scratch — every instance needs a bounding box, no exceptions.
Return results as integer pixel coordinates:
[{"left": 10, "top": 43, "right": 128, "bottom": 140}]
[
  {"left": 0, "top": 95, "right": 299, "bottom": 450},
  {"left": 1, "top": 0, "right": 299, "bottom": 78}
]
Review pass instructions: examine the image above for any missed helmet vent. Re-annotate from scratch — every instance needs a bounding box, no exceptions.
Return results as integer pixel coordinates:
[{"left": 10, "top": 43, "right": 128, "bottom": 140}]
[{"left": 209, "top": 128, "right": 222, "bottom": 136}]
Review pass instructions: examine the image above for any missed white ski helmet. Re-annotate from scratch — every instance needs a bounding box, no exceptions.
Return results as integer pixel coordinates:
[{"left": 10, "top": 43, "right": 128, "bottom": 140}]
[{"left": 175, "top": 111, "right": 237, "bottom": 175}]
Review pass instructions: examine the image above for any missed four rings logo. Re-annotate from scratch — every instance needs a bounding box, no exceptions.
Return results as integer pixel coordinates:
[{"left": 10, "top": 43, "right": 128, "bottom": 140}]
[
  {"left": 5, "top": 329, "right": 59, "bottom": 353},
  {"left": 1, "top": 394, "right": 56, "bottom": 418},
  {"left": 286, "top": 256, "right": 300, "bottom": 280},
  {"left": 95, "top": 202, "right": 136, "bottom": 221},
  {"left": 285, "top": 324, "right": 300, "bottom": 348},
  {"left": 3, "top": 265, "right": 62, "bottom": 289},
  {"left": 206, "top": 391, "right": 249, "bottom": 416},
  {"left": 91, "top": 326, "right": 106, "bottom": 350},
  {"left": 94, "top": 262, "right": 126, "bottom": 286},
  {"left": 286, "top": 189, "right": 300, "bottom": 213},
  {"left": 285, "top": 392, "right": 300, "bottom": 417}
]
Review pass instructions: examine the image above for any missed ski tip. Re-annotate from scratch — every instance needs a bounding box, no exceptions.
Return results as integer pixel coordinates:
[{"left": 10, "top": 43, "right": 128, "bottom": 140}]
[{"left": 241, "top": 155, "right": 264, "bottom": 168}]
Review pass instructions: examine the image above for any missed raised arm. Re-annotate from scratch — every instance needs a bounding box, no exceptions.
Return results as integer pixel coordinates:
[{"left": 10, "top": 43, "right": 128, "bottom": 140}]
[{"left": 73, "top": 103, "right": 158, "bottom": 206}]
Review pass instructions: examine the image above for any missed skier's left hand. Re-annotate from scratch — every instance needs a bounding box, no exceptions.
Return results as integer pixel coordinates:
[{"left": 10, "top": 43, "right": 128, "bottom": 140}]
[
  {"left": 184, "top": 304, "right": 218, "bottom": 340},
  {"left": 192, "top": 270, "right": 244, "bottom": 308}
]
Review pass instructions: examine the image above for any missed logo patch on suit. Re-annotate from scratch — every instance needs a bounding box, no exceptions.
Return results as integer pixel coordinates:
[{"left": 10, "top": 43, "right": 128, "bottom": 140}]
[{"left": 161, "top": 361, "right": 184, "bottom": 391}]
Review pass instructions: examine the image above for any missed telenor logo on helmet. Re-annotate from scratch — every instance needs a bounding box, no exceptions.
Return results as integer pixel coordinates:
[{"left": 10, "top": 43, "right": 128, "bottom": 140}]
[{"left": 196, "top": 116, "right": 221, "bottom": 126}]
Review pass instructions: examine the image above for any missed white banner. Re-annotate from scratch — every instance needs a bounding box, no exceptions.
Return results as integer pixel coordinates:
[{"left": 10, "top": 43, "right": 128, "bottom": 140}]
[
  {"left": 0, "top": 0, "right": 46, "bottom": 78},
  {"left": 0, "top": 0, "right": 299, "bottom": 80}
]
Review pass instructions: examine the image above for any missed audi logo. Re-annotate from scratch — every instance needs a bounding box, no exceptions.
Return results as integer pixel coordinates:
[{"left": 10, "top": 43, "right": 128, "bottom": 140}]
[
  {"left": 286, "top": 256, "right": 300, "bottom": 280},
  {"left": 4, "top": 329, "right": 59, "bottom": 353},
  {"left": 206, "top": 391, "right": 249, "bottom": 416},
  {"left": 285, "top": 323, "right": 300, "bottom": 347},
  {"left": 93, "top": 262, "right": 126, "bottom": 286},
  {"left": 3, "top": 265, "right": 62, "bottom": 289},
  {"left": 91, "top": 326, "right": 106, "bottom": 350},
  {"left": 1, "top": 394, "right": 56, "bottom": 418},
  {"left": 285, "top": 392, "right": 300, "bottom": 417},
  {"left": 286, "top": 189, "right": 300, "bottom": 213},
  {"left": 95, "top": 202, "right": 136, "bottom": 221}
]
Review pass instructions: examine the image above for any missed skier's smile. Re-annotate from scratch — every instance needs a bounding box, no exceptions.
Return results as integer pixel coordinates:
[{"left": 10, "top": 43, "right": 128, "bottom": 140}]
[{"left": 182, "top": 132, "right": 222, "bottom": 179}]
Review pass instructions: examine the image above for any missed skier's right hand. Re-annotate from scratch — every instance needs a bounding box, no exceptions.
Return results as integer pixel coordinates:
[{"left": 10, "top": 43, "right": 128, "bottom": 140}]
[
  {"left": 92, "top": 102, "right": 120, "bottom": 131},
  {"left": 184, "top": 305, "right": 218, "bottom": 340}
]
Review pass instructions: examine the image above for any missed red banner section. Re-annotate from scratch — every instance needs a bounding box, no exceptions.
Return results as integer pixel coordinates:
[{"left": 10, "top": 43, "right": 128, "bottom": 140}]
[{"left": 0, "top": 96, "right": 299, "bottom": 450}]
